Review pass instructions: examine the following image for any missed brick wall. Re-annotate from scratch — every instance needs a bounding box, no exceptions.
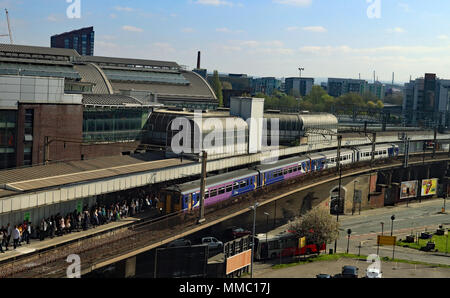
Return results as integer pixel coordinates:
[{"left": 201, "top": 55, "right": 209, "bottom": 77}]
[{"left": 17, "top": 103, "right": 83, "bottom": 166}]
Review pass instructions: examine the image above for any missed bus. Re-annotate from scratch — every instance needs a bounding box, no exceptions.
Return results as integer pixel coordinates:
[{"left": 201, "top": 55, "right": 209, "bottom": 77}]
[{"left": 254, "top": 230, "right": 326, "bottom": 260}]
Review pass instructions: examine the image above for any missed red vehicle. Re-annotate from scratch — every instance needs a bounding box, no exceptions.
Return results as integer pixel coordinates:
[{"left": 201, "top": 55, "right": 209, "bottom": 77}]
[
  {"left": 254, "top": 230, "right": 326, "bottom": 260},
  {"left": 223, "top": 226, "right": 252, "bottom": 240}
]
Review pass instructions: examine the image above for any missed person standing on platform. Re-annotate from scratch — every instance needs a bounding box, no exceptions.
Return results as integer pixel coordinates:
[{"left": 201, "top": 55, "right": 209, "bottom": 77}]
[
  {"left": 0, "top": 229, "right": 4, "bottom": 253},
  {"left": 12, "top": 226, "right": 20, "bottom": 250},
  {"left": 6, "top": 223, "right": 12, "bottom": 250}
]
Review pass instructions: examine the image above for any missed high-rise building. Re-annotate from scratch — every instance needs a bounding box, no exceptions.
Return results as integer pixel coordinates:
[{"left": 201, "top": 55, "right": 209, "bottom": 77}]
[
  {"left": 327, "top": 78, "right": 368, "bottom": 97},
  {"left": 368, "top": 82, "right": 386, "bottom": 100},
  {"left": 51, "top": 26, "right": 95, "bottom": 56},
  {"left": 284, "top": 77, "right": 314, "bottom": 97},
  {"left": 402, "top": 73, "right": 450, "bottom": 127},
  {"left": 252, "top": 77, "right": 281, "bottom": 95}
]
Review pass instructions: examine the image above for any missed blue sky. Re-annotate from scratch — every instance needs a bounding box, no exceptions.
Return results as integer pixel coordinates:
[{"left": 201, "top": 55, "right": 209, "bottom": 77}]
[{"left": 3, "top": 0, "right": 450, "bottom": 83}]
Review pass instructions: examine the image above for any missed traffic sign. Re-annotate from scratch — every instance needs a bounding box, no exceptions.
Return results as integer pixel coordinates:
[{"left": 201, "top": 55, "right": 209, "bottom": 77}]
[{"left": 377, "top": 235, "right": 396, "bottom": 246}]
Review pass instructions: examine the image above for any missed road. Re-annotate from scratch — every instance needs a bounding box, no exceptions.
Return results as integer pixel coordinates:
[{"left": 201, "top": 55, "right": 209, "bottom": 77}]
[
  {"left": 335, "top": 198, "right": 450, "bottom": 265},
  {"left": 251, "top": 198, "right": 450, "bottom": 278}
]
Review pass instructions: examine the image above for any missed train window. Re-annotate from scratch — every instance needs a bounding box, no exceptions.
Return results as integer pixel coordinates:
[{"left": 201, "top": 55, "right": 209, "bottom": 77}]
[
  {"left": 288, "top": 168, "right": 293, "bottom": 174},
  {"left": 205, "top": 191, "right": 209, "bottom": 198},
  {"left": 233, "top": 182, "right": 239, "bottom": 189},
  {"left": 226, "top": 185, "right": 232, "bottom": 193},
  {"left": 218, "top": 187, "right": 225, "bottom": 195},
  {"left": 184, "top": 197, "right": 189, "bottom": 205},
  {"left": 210, "top": 189, "right": 217, "bottom": 197},
  {"left": 240, "top": 180, "right": 247, "bottom": 188},
  {"left": 283, "top": 169, "right": 288, "bottom": 175}
]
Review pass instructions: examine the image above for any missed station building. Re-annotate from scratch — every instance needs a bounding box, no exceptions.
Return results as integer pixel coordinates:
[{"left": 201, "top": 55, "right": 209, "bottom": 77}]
[{"left": 0, "top": 43, "right": 218, "bottom": 170}]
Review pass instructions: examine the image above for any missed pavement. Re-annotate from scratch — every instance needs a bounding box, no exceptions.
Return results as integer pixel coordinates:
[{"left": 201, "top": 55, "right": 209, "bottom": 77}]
[
  {"left": 250, "top": 198, "right": 450, "bottom": 278},
  {"left": 252, "top": 258, "right": 450, "bottom": 278},
  {"left": 0, "top": 212, "right": 150, "bottom": 263}
]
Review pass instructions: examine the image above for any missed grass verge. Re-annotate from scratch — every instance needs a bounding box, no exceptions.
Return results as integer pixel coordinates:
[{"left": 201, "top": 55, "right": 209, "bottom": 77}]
[{"left": 271, "top": 253, "right": 450, "bottom": 270}]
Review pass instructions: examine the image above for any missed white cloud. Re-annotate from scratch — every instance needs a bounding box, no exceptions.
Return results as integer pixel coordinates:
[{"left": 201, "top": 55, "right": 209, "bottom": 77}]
[
  {"left": 195, "top": 0, "right": 233, "bottom": 6},
  {"left": 122, "top": 25, "right": 144, "bottom": 32},
  {"left": 153, "top": 42, "right": 176, "bottom": 53},
  {"left": 216, "top": 27, "right": 231, "bottom": 33},
  {"left": 273, "top": 0, "right": 312, "bottom": 7},
  {"left": 114, "top": 6, "right": 134, "bottom": 12},
  {"left": 387, "top": 27, "right": 406, "bottom": 34},
  {"left": 109, "top": 13, "right": 117, "bottom": 19},
  {"left": 299, "top": 44, "right": 450, "bottom": 56},
  {"left": 302, "top": 26, "right": 327, "bottom": 33},
  {"left": 182, "top": 28, "right": 195, "bottom": 33},
  {"left": 46, "top": 14, "right": 60, "bottom": 22}
]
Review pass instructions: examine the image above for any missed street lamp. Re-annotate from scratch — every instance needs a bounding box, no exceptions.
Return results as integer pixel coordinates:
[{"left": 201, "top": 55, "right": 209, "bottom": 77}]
[
  {"left": 390, "top": 215, "right": 396, "bottom": 236},
  {"left": 264, "top": 212, "right": 270, "bottom": 258},
  {"left": 249, "top": 202, "right": 260, "bottom": 278},
  {"left": 346, "top": 229, "right": 352, "bottom": 254}
]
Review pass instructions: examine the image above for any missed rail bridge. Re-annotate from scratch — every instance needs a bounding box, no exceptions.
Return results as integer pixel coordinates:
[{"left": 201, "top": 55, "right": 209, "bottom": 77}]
[{"left": 0, "top": 149, "right": 449, "bottom": 278}]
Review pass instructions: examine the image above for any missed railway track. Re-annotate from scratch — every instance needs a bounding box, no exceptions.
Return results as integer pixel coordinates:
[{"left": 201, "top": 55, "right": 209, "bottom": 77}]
[{"left": 1, "top": 152, "right": 448, "bottom": 278}]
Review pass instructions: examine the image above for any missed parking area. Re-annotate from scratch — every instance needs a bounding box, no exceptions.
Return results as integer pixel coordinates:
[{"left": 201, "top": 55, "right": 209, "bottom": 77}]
[{"left": 253, "top": 257, "right": 450, "bottom": 278}]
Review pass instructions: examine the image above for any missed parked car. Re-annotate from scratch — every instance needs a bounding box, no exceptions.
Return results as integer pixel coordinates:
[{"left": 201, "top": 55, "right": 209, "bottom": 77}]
[
  {"left": 167, "top": 238, "right": 191, "bottom": 248},
  {"left": 366, "top": 268, "right": 382, "bottom": 278},
  {"left": 224, "top": 226, "right": 252, "bottom": 240},
  {"left": 202, "top": 237, "right": 223, "bottom": 250},
  {"left": 340, "top": 266, "right": 359, "bottom": 278},
  {"left": 316, "top": 274, "right": 332, "bottom": 279}
]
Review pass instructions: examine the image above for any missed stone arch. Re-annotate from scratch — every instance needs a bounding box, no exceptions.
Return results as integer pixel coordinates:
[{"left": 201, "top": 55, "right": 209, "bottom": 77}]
[{"left": 329, "top": 185, "right": 347, "bottom": 215}]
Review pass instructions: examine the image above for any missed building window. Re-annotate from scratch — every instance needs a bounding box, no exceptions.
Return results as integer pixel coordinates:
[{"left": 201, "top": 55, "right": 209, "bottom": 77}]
[{"left": 64, "top": 38, "right": 70, "bottom": 49}]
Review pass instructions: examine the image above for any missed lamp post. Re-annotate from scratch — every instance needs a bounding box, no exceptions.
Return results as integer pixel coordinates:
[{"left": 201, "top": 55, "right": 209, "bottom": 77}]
[
  {"left": 264, "top": 212, "right": 270, "bottom": 245},
  {"left": 390, "top": 215, "right": 395, "bottom": 236},
  {"left": 346, "top": 229, "right": 352, "bottom": 254},
  {"left": 249, "top": 202, "right": 259, "bottom": 278},
  {"left": 446, "top": 229, "right": 449, "bottom": 255}
]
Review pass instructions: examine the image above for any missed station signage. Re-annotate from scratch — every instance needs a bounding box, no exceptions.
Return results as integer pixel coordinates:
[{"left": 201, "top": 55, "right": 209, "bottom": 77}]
[
  {"left": 400, "top": 181, "right": 418, "bottom": 199},
  {"left": 421, "top": 179, "right": 438, "bottom": 196}
]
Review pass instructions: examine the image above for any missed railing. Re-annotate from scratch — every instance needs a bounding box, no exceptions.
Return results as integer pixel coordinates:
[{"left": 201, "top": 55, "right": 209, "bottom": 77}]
[{"left": 1, "top": 151, "right": 449, "bottom": 278}]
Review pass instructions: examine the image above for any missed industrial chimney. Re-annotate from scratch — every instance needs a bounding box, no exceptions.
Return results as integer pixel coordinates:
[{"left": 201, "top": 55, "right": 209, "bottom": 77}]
[{"left": 197, "top": 51, "right": 201, "bottom": 69}]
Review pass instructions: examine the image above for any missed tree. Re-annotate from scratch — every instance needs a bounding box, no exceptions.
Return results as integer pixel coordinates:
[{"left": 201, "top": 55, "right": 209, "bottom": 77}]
[
  {"left": 211, "top": 70, "right": 223, "bottom": 107},
  {"left": 376, "top": 100, "right": 384, "bottom": 109},
  {"left": 221, "top": 81, "right": 233, "bottom": 90},
  {"left": 289, "top": 208, "right": 340, "bottom": 254}
]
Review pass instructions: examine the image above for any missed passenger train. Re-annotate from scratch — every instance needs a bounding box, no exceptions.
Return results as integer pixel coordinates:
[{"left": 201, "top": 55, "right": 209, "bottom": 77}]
[{"left": 159, "top": 144, "right": 399, "bottom": 214}]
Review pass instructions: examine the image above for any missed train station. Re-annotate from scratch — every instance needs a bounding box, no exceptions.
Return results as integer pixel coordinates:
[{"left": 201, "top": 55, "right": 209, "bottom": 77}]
[{"left": 0, "top": 43, "right": 449, "bottom": 278}]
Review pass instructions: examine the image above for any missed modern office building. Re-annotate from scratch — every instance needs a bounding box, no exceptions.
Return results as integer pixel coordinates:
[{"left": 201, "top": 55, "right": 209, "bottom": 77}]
[
  {"left": 284, "top": 77, "right": 314, "bottom": 97},
  {"left": 327, "top": 78, "right": 368, "bottom": 97},
  {"left": 51, "top": 26, "right": 95, "bottom": 56},
  {"left": 252, "top": 77, "right": 281, "bottom": 95},
  {"left": 207, "top": 73, "right": 252, "bottom": 107},
  {"left": 368, "top": 82, "right": 386, "bottom": 100},
  {"left": 402, "top": 73, "right": 450, "bottom": 127}
]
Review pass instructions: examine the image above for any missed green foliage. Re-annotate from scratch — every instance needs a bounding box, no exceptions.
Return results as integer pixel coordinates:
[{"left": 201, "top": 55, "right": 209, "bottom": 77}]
[
  {"left": 221, "top": 81, "right": 233, "bottom": 90},
  {"left": 384, "top": 93, "right": 403, "bottom": 105},
  {"left": 257, "top": 91, "right": 299, "bottom": 110},
  {"left": 289, "top": 208, "right": 340, "bottom": 252},
  {"left": 211, "top": 70, "right": 223, "bottom": 107}
]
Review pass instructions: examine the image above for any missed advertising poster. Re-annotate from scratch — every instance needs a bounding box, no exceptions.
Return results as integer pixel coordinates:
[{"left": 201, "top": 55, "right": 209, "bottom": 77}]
[
  {"left": 400, "top": 181, "right": 418, "bottom": 199},
  {"left": 421, "top": 179, "right": 438, "bottom": 196}
]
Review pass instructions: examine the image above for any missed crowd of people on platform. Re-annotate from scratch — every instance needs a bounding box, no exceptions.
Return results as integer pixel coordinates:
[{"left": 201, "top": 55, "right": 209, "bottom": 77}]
[{"left": 0, "top": 190, "right": 159, "bottom": 253}]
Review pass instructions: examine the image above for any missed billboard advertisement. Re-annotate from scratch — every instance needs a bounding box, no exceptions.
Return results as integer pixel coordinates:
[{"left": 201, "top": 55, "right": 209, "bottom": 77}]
[
  {"left": 421, "top": 179, "right": 438, "bottom": 196},
  {"left": 400, "top": 181, "right": 418, "bottom": 199}
]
